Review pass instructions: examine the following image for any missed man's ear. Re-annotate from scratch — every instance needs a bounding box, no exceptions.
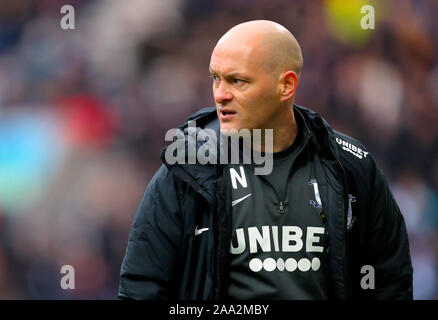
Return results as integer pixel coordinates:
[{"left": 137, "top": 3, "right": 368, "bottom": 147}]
[{"left": 280, "top": 70, "right": 298, "bottom": 102}]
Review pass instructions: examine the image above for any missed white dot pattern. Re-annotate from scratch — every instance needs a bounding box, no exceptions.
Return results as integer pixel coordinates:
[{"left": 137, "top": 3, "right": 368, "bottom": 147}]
[
  {"left": 311, "top": 257, "right": 321, "bottom": 271},
  {"left": 263, "top": 258, "right": 277, "bottom": 272},
  {"left": 277, "top": 258, "right": 285, "bottom": 271},
  {"left": 298, "top": 258, "right": 311, "bottom": 271},
  {"left": 248, "top": 257, "right": 321, "bottom": 272},
  {"left": 285, "top": 258, "right": 297, "bottom": 272},
  {"left": 249, "top": 258, "right": 263, "bottom": 272}
]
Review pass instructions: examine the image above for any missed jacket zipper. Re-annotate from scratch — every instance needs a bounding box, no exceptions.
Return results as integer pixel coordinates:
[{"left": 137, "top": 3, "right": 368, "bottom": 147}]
[
  {"left": 277, "top": 132, "right": 311, "bottom": 215},
  {"left": 327, "top": 134, "right": 353, "bottom": 300},
  {"left": 279, "top": 201, "right": 285, "bottom": 214}
]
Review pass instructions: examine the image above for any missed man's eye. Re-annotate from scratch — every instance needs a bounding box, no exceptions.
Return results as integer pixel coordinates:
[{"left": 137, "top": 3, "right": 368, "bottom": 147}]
[
  {"left": 210, "top": 74, "right": 220, "bottom": 82},
  {"left": 233, "top": 79, "right": 245, "bottom": 85}
]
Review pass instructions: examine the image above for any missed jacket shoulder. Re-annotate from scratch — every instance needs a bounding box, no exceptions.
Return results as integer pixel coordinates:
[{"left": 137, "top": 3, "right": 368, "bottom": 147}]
[
  {"left": 331, "top": 130, "right": 376, "bottom": 192},
  {"left": 332, "top": 130, "right": 370, "bottom": 161},
  {"left": 178, "top": 107, "right": 217, "bottom": 130}
]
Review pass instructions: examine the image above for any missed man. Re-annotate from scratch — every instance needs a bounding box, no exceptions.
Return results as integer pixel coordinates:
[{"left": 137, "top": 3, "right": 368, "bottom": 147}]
[{"left": 118, "top": 20, "right": 413, "bottom": 299}]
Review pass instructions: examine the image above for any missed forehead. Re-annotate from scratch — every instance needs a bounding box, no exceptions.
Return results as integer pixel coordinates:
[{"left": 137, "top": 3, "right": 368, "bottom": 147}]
[{"left": 209, "top": 42, "right": 263, "bottom": 75}]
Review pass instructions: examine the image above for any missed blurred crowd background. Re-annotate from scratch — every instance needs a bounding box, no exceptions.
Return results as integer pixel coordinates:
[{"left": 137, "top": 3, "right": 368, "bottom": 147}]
[{"left": 0, "top": 0, "right": 437, "bottom": 299}]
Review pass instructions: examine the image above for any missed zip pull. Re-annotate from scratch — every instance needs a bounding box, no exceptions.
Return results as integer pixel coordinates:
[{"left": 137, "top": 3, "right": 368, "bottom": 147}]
[
  {"left": 279, "top": 201, "right": 285, "bottom": 214},
  {"left": 320, "top": 211, "right": 327, "bottom": 224}
]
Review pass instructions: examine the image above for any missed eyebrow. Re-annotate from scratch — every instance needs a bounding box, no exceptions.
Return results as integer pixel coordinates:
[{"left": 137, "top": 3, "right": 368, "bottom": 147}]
[{"left": 208, "top": 68, "right": 248, "bottom": 79}]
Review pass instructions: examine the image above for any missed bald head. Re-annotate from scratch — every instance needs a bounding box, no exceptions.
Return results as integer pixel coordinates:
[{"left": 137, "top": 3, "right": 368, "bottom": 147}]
[
  {"left": 210, "top": 20, "right": 304, "bottom": 136},
  {"left": 213, "top": 20, "right": 303, "bottom": 78}
]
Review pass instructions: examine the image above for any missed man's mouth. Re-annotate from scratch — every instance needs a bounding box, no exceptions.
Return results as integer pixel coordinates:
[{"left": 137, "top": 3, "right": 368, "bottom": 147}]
[
  {"left": 219, "top": 109, "right": 237, "bottom": 121},
  {"left": 219, "top": 108, "right": 236, "bottom": 115}
]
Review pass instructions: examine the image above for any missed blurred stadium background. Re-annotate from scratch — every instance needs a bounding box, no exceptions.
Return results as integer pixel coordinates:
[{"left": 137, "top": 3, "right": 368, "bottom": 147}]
[{"left": 0, "top": 0, "right": 437, "bottom": 299}]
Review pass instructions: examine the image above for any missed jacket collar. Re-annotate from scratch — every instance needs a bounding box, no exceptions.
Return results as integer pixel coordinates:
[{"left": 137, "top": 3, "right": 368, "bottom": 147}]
[{"left": 160, "top": 104, "right": 339, "bottom": 203}]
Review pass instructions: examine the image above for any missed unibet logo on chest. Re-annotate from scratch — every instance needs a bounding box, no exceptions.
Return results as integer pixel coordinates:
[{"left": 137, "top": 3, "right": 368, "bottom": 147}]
[{"left": 230, "top": 225, "right": 325, "bottom": 272}]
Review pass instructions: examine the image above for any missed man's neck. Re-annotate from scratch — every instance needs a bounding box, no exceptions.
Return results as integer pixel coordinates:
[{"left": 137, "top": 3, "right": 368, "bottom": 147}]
[{"left": 253, "top": 105, "right": 298, "bottom": 153}]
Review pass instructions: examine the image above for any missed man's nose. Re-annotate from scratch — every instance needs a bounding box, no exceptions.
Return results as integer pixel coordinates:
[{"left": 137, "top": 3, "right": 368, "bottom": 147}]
[{"left": 214, "top": 82, "right": 233, "bottom": 104}]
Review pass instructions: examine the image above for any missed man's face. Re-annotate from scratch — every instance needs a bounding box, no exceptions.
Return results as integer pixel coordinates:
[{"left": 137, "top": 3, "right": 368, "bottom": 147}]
[{"left": 209, "top": 42, "right": 282, "bottom": 132}]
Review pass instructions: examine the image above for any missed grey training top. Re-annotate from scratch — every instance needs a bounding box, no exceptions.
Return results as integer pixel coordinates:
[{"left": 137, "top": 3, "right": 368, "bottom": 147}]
[{"left": 227, "top": 109, "right": 330, "bottom": 300}]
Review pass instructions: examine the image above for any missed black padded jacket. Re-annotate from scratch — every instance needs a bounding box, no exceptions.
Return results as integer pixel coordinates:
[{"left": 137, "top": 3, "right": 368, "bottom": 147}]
[{"left": 118, "top": 104, "right": 413, "bottom": 300}]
